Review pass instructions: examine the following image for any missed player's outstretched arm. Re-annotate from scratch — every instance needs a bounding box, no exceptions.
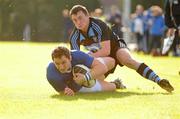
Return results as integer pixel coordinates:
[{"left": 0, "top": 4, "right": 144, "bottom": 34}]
[{"left": 90, "top": 40, "right": 110, "bottom": 57}]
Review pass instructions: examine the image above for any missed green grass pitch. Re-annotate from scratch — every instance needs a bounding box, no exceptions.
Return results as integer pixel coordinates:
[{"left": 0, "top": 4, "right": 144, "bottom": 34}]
[{"left": 0, "top": 41, "right": 180, "bottom": 119}]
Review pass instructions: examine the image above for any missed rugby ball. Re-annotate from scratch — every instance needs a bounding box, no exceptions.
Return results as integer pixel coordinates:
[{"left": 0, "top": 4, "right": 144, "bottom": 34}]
[{"left": 73, "top": 64, "right": 96, "bottom": 88}]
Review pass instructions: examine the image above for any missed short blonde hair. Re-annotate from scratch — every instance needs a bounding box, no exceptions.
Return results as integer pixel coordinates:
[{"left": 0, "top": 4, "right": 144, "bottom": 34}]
[{"left": 151, "top": 5, "right": 163, "bottom": 15}]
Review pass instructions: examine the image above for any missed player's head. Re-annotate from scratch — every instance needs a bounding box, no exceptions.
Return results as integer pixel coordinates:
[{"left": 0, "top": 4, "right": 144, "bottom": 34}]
[
  {"left": 70, "top": 5, "right": 90, "bottom": 31},
  {"left": 51, "top": 46, "right": 72, "bottom": 73}
]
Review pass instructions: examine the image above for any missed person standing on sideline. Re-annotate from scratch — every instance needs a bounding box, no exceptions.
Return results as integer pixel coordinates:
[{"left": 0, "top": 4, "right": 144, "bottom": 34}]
[
  {"left": 131, "top": 5, "right": 146, "bottom": 53},
  {"left": 62, "top": 9, "right": 74, "bottom": 42},
  {"left": 164, "top": 0, "right": 180, "bottom": 56},
  {"left": 149, "top": 6, "right": 165, "bottom": 56}
]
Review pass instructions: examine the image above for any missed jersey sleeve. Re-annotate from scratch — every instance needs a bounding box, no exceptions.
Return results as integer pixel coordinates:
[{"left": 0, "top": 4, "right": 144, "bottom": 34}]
[
  {"left": 46, "top": 62, "right": 82, "bottom": 92},
  {"left": 98, "top": 20, "right": 111, "bottom": 41},
  {"left": 46, "top": 62, "right": 67, "bottom": 91},
  {"left": 69, "top": 28, "right": 80, "bottom": 50}
]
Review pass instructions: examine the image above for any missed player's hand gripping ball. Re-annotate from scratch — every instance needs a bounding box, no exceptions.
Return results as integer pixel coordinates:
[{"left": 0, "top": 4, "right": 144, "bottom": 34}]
[{"left": 73, "top": 64, "right": 96, "bottom": 88}]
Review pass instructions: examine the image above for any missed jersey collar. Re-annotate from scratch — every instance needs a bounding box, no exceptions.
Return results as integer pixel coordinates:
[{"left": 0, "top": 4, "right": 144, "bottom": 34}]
[{"left": 79, "top": 18, "right": 96, "bottom": 41}]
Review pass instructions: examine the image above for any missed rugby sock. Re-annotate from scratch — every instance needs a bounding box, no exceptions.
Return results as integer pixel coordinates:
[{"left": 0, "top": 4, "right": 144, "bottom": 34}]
[{"left": 136, "top": 63, "right": 161, "bottom": 83}]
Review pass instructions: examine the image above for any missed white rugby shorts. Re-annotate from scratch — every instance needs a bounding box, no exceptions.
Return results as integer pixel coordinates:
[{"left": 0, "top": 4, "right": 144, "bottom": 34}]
[{"left": 79, "top": 80, "right": 102, "bottom": 92}]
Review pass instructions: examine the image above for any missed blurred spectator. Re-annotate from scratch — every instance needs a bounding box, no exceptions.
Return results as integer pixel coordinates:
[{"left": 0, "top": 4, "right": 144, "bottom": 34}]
[
  {"left": 107, "top": 5, "right": 123, "bottom": 38},
  {"left": 94, "top": 8, "right": 106, "bottom": 22},
  {"left": 164, "top": 0, "right": 180, "bottom": 56},
  {"left": 23, "top": 23, "right": 31, "bottom": 41},
  {"left": 131, "top": 5, "right": 146, "bottom": 53},
  {"left": 62, "top": 9, "right": 73, "bottom": 42},
  {"left": 149, "top": 6, "right": 165, "bottom": 56},
  {"left": 143, "top": 8, "right": 153, "bottom": 53}
]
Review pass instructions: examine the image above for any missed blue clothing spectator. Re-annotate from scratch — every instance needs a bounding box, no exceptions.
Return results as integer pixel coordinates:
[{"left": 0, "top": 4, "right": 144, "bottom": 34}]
[
  {"left": 150, "top": 16, "right": 165, "bottom": 36},
  {"left": 149, "top": 6, "right": 165, "bottom": 56},
  {"left": 62, "top": 9, "right": 73, "bottom": 42},
  {"left": 131, "top": 5, "right": 146, "bottom": 52}
]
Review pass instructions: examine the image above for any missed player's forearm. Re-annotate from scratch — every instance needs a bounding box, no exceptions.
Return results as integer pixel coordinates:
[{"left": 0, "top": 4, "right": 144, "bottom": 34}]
[
  {"left": 91, "top": 47, "right": 110, "bottom": 57},
  {"left": 90, "top": 40, "right": 111, "bottom": 57}
]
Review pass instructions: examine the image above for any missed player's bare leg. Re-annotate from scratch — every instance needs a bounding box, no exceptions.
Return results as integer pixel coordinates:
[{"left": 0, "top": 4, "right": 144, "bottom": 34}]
[
  {"left": 116, "top": 48, "right": 174, "bottom": 92},
  {"left": 98, "top": 80, "right": 116, "bottom": 91},
  {"left": 97, "top": 57, "right": 115, "bottom": 71}
]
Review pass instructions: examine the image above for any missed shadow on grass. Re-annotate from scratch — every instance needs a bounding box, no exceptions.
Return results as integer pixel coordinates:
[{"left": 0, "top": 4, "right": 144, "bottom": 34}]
[{"left": 50, "top": 91, "right": 170, "bottom": 101}]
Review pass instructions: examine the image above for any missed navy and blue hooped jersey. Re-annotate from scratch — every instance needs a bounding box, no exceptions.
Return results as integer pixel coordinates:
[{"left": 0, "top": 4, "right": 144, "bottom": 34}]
[
  {"left": 70, "top": 17, "right": 114, "bottom": 52},
  {"left": 46, "top": 50, "right": 94, "bottom": 92}
]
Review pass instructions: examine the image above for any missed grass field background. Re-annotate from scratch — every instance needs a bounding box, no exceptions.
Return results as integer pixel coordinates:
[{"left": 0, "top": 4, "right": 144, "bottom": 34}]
[{"left": 0, "top": 41, "right": 180, "bottom": 119}]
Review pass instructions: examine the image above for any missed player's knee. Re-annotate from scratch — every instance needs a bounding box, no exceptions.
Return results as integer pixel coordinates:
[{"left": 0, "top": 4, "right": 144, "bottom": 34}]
[{"left": 102, "top": 57, "right": 115, "bottom": 70}]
